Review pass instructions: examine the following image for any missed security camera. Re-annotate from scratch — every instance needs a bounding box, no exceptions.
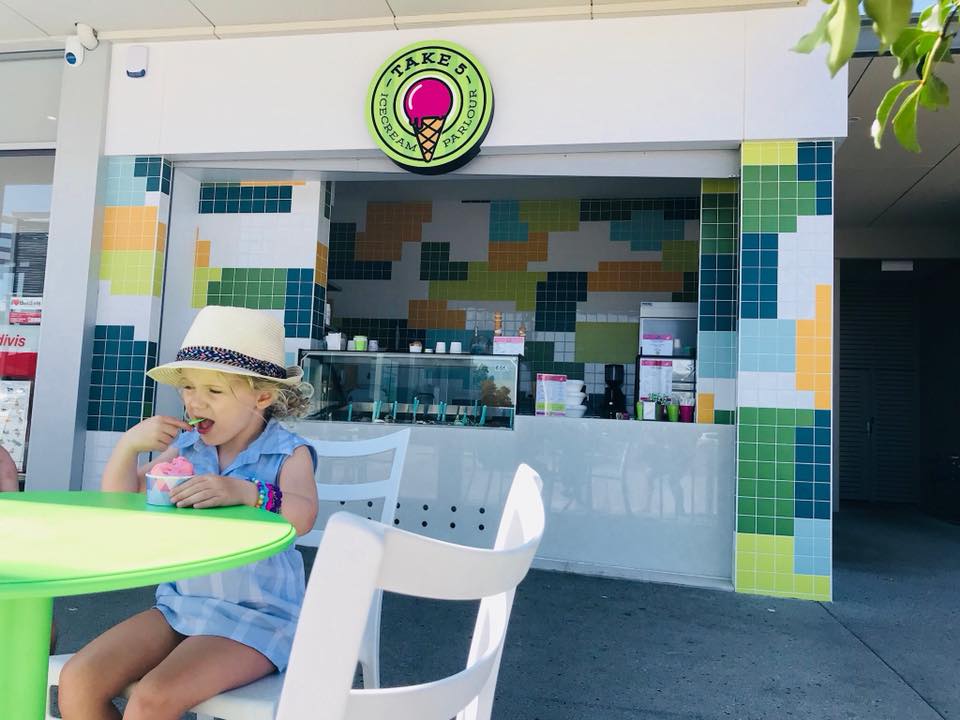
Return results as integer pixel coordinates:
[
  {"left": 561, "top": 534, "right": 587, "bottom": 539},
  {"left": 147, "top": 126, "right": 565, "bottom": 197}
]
[
  {"left": 64, "top": 36, "right": 84, "bottom": 66},
  {"left": 64, "top": 23, "right": 98, "bottom": 67}
]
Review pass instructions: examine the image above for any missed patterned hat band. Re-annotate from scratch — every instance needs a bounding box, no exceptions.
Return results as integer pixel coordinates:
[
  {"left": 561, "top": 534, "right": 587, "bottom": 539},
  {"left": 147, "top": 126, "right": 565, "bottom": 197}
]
[{"left": 175, "top": 345, "right": 288, "bottom": 380}]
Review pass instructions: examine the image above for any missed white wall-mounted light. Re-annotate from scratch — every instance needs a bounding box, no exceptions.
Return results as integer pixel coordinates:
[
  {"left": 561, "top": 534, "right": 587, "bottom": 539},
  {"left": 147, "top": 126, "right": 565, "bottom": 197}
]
[{"left": 126, "top": 45, "right": 148, "bottom": 78}]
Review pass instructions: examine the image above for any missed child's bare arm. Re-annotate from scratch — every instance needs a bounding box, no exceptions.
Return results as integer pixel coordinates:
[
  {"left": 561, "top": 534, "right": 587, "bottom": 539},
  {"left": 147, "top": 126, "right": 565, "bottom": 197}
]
[
  {"left": 277, "top": 445, "right": 319, "bottom": 536},
  {"left": 0, "top": 446, "right": 19, "bottom": 492},
  {"left": 102, "top": 416, "right": 190, "bottom": 492}
]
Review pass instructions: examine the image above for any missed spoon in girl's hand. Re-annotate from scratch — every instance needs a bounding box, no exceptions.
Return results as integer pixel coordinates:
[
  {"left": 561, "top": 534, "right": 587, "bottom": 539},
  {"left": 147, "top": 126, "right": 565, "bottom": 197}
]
[{"left": 186, "top": 417, "right": 206, "bottom": 426}]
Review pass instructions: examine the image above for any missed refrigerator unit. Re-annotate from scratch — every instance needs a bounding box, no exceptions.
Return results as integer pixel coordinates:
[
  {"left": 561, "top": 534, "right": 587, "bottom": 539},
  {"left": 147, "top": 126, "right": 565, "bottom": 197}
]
[{"left": 634, "top": 302, "right": 697, "bottom": 407}]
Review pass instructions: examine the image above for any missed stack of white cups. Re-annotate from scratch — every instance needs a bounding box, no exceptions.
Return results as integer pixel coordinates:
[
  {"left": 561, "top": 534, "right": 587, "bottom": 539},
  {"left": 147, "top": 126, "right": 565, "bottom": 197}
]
[{"left": 564, "top": 379, "right": 587, "bottom": 418}]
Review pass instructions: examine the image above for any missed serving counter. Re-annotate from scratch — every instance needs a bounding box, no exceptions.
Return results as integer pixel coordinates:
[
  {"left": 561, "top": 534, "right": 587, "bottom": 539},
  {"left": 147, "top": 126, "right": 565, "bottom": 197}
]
[{"left": 296, "top": 415, "right": 736, "bottom": 589}]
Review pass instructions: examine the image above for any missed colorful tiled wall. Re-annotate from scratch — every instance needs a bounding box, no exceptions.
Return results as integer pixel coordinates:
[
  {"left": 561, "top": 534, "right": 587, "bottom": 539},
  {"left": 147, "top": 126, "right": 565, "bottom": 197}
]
[
  {"left": 190, "top": 180, "right": 331, "bottom": 364},
  {"left": 330, "top": 192, "right": 700, "bottom": 410},
  {"left": 734, "top": 141, "right": 834, "bottom": 601},
  {"left": 87, "top": 156, "right": 171, "bottom": 433},
  {"left": 696, "top": 179, "right": 739, "bottom": 425}
]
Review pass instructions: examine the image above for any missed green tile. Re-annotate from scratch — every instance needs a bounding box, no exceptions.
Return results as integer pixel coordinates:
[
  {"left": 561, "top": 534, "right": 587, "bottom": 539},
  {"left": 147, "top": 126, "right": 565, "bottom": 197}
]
[
  {"left": 740, "top": 425, "right": 758, "bottom": 443},
  {"left": 742, "top": 166, "right": 761, "bottom": 182},
  {"left": 760, "top": 166, "right": 779, "bottom": 181},
  {"left": 798, "top": 181, "right": 816, "bottom": 199},
  {"left": 775, "top": 499, "right": 794, "bottom": 517},
  {"left": 776, "top": 408, "right": 796, "bottom": 425},
  {"left": 760, "top": 181, "right": 779, "bottom": 197},
  {"left": 760, "top": 216, "right": 779, "bottom": 232},
  {"left": 758, "top": 462, "right": 776, "bottom": 480},
  {"left": 738, "top": 515, "right": 757, "bottom": 533},
  {"left": 776, "top": 426, "right": 794, "bottom": 443},
  {"left": 780, "top": 181, "right": 798, "bottom": 198},
  {"left": 715, "top": 410, "right": 735, "bottom": 425},
  {"left": 574, "top": 322, "right": 640, "bottom": 364},
  {"left": 739, "top": 407, "right": 759, "bottom": 425},
  {"left": 739, "top": 443, "right": 757, "bottom": 461},
  {"left": 798, "top": 199, "right": 816, "bottom": 216},
  {"left": 757, "top": 479, "right": 776, "bottom": 499},
  {"left": 757, "top": 426, "right": 776, "bottom": 443},
  {"left": 739, "top": 497, "right": 757, "bottom": 515},
  {"left": 775, "top": 518, "right": 794, "bottom": 536},
  {"left": 796, "top": 409, "right": 815, "bottom": 426},
  {"left": 758, "top": 444, "right": 776, "bottom": 462},
  {"left": 776, "top": 463, "right": 795, "bottom": 482},
  {"left": 742, "top": 216, "right": 760, "bottom": 232},
  {"left": 741, "top": 181, "right": 760, "bottom": 199},
  {"left": 738, "top": 478, "right": 758, "bottom": 497},
  {"left": 756, "top": 517, "right": 776, "bottom": 535},
  {"left": 780, "top": 216, "right": 797, "bottom": 233},
  {"left": 777, "top": 444, "right": 794, "bottom": 462},
  {"left": 761, "top": 199, "right": 779, "bottom": 216},
  {"left": 779, "top": 198, "right": 798, "bottom": 215},
  {"left": 776, "top": 479, "right": 794, "bottom": 498},
  {"left": 758, "top": 408, "right": 777, "bottom": 426},
  {"left": 757, "top": 498, "right": 775, "bottom": 517},
  {"left": 780, "top": 165, "right": 797, "bottom": 181}
]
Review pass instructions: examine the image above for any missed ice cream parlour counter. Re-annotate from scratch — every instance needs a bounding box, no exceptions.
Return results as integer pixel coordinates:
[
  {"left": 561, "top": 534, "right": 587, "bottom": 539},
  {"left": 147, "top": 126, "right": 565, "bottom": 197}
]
[
  {"left": 294, "top": 415, "right": 737, "bottom": 586},
  {"left": 298, "top": 350, "right": 519, "bottom": 429}
]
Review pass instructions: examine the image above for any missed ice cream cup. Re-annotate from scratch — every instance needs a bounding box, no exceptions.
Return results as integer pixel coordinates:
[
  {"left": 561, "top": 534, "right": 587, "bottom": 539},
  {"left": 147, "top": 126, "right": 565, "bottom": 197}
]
[{"left": 146, "top": 473, "right": 193, "bottom": 506}]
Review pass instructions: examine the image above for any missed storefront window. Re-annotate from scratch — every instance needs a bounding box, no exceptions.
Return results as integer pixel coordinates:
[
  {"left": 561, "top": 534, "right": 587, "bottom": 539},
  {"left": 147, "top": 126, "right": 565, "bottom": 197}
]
[{"left": 0, "top": 152, "right": 54, "bottom": 479}]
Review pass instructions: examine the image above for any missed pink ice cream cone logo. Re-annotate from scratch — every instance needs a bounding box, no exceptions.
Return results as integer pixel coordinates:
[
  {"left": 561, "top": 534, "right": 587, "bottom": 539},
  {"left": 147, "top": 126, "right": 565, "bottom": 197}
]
[{"left": 403, "top": 78, "right": 453, "bottom": 163}]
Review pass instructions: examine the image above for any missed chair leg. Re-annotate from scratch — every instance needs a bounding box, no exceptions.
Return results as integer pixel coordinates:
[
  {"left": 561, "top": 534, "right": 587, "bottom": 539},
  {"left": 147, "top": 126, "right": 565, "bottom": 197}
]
[{"left": 359, "top": 658, "right": 379, "bottom": 690}]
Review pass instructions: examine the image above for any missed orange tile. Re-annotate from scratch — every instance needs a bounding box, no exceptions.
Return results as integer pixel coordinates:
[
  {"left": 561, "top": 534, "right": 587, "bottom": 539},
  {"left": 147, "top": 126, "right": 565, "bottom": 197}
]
[
  {"left": 815, "top": 355, "right": 831, "bottom": 373},
  {"left": 697, "top": 393, "right": 715, "bottom": 424},
  {"left": 815, "top": 285, "right": 831, "bottom": 304},
  {"left": 796, "top": 373, "right": 815, "bottom": 391},
  {"left": 796, "top": 337, "right": 815, "bottom": 355},
  {"left": 815, "top": 339, "right": 831, "bottom": 356},
  {"left": 796, "top": 356, "right": 815, "bottom": 374},
  {"left": 815, "top": 389, "right": 831, "bottom": 409},
  {"left": 796, "top": 319, "right": 815, "bottom": 338}
]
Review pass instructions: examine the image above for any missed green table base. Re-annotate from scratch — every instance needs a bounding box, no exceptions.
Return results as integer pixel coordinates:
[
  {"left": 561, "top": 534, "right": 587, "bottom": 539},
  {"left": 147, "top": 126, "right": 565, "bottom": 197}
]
[{"left": 0, "top": 597, "right": 53, "bottom": 719}]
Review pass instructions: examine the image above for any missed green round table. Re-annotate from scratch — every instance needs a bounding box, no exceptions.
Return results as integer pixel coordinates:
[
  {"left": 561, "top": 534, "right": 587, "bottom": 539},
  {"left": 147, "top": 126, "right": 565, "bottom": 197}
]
[{"left": 0, "top": 491, "right": 296, "bottom": 720}]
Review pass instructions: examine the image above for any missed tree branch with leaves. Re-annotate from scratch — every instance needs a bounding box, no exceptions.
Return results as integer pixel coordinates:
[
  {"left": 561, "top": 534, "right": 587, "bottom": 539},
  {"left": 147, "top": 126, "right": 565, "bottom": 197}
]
[{"left": 795, "top": 0, "right": 958, "bottom": 151}]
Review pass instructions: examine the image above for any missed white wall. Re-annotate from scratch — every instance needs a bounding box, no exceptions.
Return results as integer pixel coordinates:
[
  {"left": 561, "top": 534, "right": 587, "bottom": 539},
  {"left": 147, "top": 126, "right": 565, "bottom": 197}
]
[
  {"left": 0, "top": 58, "right": 62, "bottom": 147},
  {"left": 104, "top": 2, "right": 846, "bottom": 158}
]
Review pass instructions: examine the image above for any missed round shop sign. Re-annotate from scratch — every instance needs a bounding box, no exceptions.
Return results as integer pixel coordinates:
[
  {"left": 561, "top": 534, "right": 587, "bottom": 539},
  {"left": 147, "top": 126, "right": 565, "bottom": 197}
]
[{"left": 366, "top": 41, "right": 494, "bottom": 175}]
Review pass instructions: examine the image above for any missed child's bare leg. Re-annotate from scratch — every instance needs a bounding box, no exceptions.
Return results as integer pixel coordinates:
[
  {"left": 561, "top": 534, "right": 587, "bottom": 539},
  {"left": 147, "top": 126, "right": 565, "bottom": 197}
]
[
  {"left": 58, "top": 609, "right": 182, "bottom": 720},
  {"left": 124, "top": 635, "right": 275, "bottom": 720}
]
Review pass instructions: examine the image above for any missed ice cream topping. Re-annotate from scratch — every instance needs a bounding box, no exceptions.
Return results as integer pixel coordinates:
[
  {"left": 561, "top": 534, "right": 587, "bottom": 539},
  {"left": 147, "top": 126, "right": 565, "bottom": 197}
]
[
  {"left": 151, "top": 456, "right": 194, "bottom": 477},
  {"left": 403, "top": 78, "right": 453, "bottom": 130}
]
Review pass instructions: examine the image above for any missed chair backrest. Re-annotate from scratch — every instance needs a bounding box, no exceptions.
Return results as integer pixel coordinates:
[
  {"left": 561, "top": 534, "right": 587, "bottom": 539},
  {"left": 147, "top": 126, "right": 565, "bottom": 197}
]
[
  {"left": 299, "top": 429, "right": 411, "bottom": 547},
  {"left": 277, "top": 464, "right": 546, "bottom": 720}
]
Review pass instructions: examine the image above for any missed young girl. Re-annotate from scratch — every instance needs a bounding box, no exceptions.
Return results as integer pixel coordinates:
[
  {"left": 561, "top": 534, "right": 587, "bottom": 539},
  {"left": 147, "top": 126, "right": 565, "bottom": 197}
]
[{"left": 59, "top": 306, "right": 320, "bottom": 720}]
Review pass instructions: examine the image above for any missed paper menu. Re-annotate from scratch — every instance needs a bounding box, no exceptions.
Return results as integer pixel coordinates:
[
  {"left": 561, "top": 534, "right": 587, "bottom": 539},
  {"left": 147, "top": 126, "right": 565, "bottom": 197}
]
[
  {"left": 639, "top": 360, "right": 673, "bottom": 400},
  {"left": 0, "top": 380, "right": 31, "bottom": 471},
  {"left": 642, "top": 333, "right": 673, "bottom": 356}
]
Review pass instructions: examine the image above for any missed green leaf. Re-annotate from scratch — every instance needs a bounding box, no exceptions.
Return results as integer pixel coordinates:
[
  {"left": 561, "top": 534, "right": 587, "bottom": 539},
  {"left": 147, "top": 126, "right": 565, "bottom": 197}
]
[
  {"left": 794, "top": 2, "right": 839, "bottom": 53},
  {"left": 919, "top": 73, "right": 950, "bottom": 109},
  {"left": 871, "top": 80, "right": 915, "bottom": 147},
  {"left": 826, "top": 0, "right": 863, "bottom": 75},
  {"left": 864, "top": 0, "right": 912, "bottom": 47},
  {"left": 892, "top": 89, "right": 922, "bottom": 152}
]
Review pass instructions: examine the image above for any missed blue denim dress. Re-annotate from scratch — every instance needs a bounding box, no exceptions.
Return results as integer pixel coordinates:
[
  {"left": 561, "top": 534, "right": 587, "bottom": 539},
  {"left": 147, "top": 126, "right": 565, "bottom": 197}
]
[{"left": 154, "top": 419, "right": 317, "bottom": 671}]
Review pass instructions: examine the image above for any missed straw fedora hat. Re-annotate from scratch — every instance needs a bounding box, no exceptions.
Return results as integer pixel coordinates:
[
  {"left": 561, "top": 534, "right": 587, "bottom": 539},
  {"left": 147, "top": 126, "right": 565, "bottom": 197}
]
[{"left": 147, "top": 306, "right": 303, "bottom": 387}]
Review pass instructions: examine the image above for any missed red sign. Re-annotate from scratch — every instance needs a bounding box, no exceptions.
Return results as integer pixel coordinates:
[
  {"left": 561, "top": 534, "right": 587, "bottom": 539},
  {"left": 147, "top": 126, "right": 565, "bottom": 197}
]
[{"left": 9, "top": 297, "right": 42, "bottom": 325}]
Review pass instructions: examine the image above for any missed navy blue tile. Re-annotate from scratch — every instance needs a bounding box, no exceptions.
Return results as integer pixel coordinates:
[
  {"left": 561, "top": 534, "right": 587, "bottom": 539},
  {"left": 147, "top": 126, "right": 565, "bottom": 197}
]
[
  {"left": 265, "top": 200, "right": 279, "bottom": 213},
  {"left": 700, "top": 316, "right": 716, "bottom": 331},
  {"left": 200, "top": 186, "right": 214, "bottom": 201},
  {"left": 815, "top": 463, "right": 830, "bottom": 482},
  {"left": 816, "top": 145, "right": 832, "bottom": 163},
  {"left": 759, "top": 302, "right": 777, "bottom": 319},
  {"left": 814, "top": 501, "right": 831, "bottom": 519},
  {"left": 815, "top": 410, "right": 831, "bottom": 427},
  {"left": 796, "top": 482, "right": 814, "bottom": 500},
  {"left": 120, "top": 326, "right": 134, "bottom": 340},
  {"left": 815, "top": 428, "right": 830, "bottom": 445},
  {"left": 796, "top": 500, "right": 814, "bottom": 519},
  {"left": 742, "top": 250, "right": 760, "bottom": 267},
  {"left": 742, "top": 234, "right": 760, "bottom": 250},
  {"left": 815, "top": 446, "right": 831, "bottom": 464},
  {"left": 816, "top": 199, "right": 832, "bottom": 215},
  {"left": 266, "top": 186, "right": 280, "bottom": 199},
  {"left": 798, "top": 144, "right": 815, "bottom": 164},
  {"left": 814, "top": 483, "right": 831, "bottom": 501},
  {"left": 759, "top": 268, "right": 778, "bottom": 285},
  {"left": 701, "top": 285, "right": 716, "bottom": 301},
  {"left": 759, "top": 285, "right": 777, "bottom": 302},
  {"left": 741, "top": 267, "right": 759, "bottom": 284},
  {"left": 227, "top": 185, "right": 241, "bottom": 200},
  {"left": 760, "top": 250, "right": 778, "bottom": 267},
  {"left": 717, "top": 285, "right": 734, "bottom": 301},
  {"left": 146, "top": 177, "right": 160, "bottom": 192},
  {"left": 199, "top": 201, "right": 213, "bottom": 213},
  {"left": 280, "top": 186, "right": 293, "bottom": 200},
  {"left": 279, "top": 199, "right": 291, "bottom": 213},
  {"left": 701, "top": 254, "right": 717, "bottom": 269},
  {"left": 740, "top": 301, "right": 759, "bottom": 318},
  {"left": 760, "top": 233, "right": 778, "bottom": 250},
  {"left": 796, "top": 427, "right": 814, "bottom": 445},
  {"left": 796, "top": 445, "right": 814, "bottom": 463},
  {"left": 798, "top": 164, "right": 815, "bottom": 182}
]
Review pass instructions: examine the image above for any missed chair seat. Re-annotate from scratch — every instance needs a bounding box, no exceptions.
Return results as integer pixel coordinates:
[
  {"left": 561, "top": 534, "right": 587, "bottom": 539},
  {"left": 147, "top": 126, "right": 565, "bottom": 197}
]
[{"left": 47, "top": 653, "right": 283, "bottom": 720}]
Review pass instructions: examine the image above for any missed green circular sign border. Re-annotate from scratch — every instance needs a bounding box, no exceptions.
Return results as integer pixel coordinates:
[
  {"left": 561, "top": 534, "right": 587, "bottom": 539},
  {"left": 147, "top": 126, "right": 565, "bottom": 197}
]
[{"left": 366, "top": 40, "right": 495, "bottom": 175}]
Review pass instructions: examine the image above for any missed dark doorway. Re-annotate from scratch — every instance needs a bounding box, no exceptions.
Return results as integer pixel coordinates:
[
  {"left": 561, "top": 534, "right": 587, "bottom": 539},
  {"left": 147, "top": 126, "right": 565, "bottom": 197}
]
[{"left": 838, "top": 259, "right": 960, "bottom": 510}]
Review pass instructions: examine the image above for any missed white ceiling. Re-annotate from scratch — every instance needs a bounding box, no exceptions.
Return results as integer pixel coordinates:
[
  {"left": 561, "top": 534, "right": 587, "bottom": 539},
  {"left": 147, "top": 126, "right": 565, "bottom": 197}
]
[
  {"left": 837, "top": 55, "right": 960, "bottom": 228},
  {"left": 0, "top": 0, "right": 798, "bottom": 48}
]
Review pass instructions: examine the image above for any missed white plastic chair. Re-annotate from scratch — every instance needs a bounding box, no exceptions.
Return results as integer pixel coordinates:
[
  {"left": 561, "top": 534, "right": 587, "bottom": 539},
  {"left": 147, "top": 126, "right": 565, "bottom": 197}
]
[
  {"left": 45, "top": 429, "right": 411, "bottom": 720},
  {"left": 277, "top": 462, "right": 545, "bottom": 720}
]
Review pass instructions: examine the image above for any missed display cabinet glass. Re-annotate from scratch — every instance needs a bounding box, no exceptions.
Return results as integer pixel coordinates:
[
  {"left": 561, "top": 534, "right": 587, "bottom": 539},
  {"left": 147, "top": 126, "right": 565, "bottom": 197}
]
[{"left": 299, "top": 350, "right": 519, "bottom": 429}]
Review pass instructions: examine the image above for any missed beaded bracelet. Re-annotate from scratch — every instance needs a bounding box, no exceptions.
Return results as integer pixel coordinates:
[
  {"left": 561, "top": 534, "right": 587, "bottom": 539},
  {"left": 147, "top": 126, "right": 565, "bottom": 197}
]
[{"left": 253, "top": 479, "right": 283, "bottom": 514}]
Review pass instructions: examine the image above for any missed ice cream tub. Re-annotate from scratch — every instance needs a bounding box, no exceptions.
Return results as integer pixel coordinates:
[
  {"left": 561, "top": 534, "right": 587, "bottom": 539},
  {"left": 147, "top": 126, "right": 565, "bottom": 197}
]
[{"left": 146, "top": 456, "right": 194, "bottom": 506}]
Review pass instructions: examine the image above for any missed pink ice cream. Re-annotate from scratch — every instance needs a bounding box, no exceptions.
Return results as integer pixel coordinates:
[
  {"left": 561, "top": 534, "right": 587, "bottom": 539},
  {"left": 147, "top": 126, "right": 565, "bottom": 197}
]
[
  {"left": 151, "top": 456, "right": 194, "bottom": 477},
  {"left": 403, "top": 78, "right": 453, "bottom": 130}
]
